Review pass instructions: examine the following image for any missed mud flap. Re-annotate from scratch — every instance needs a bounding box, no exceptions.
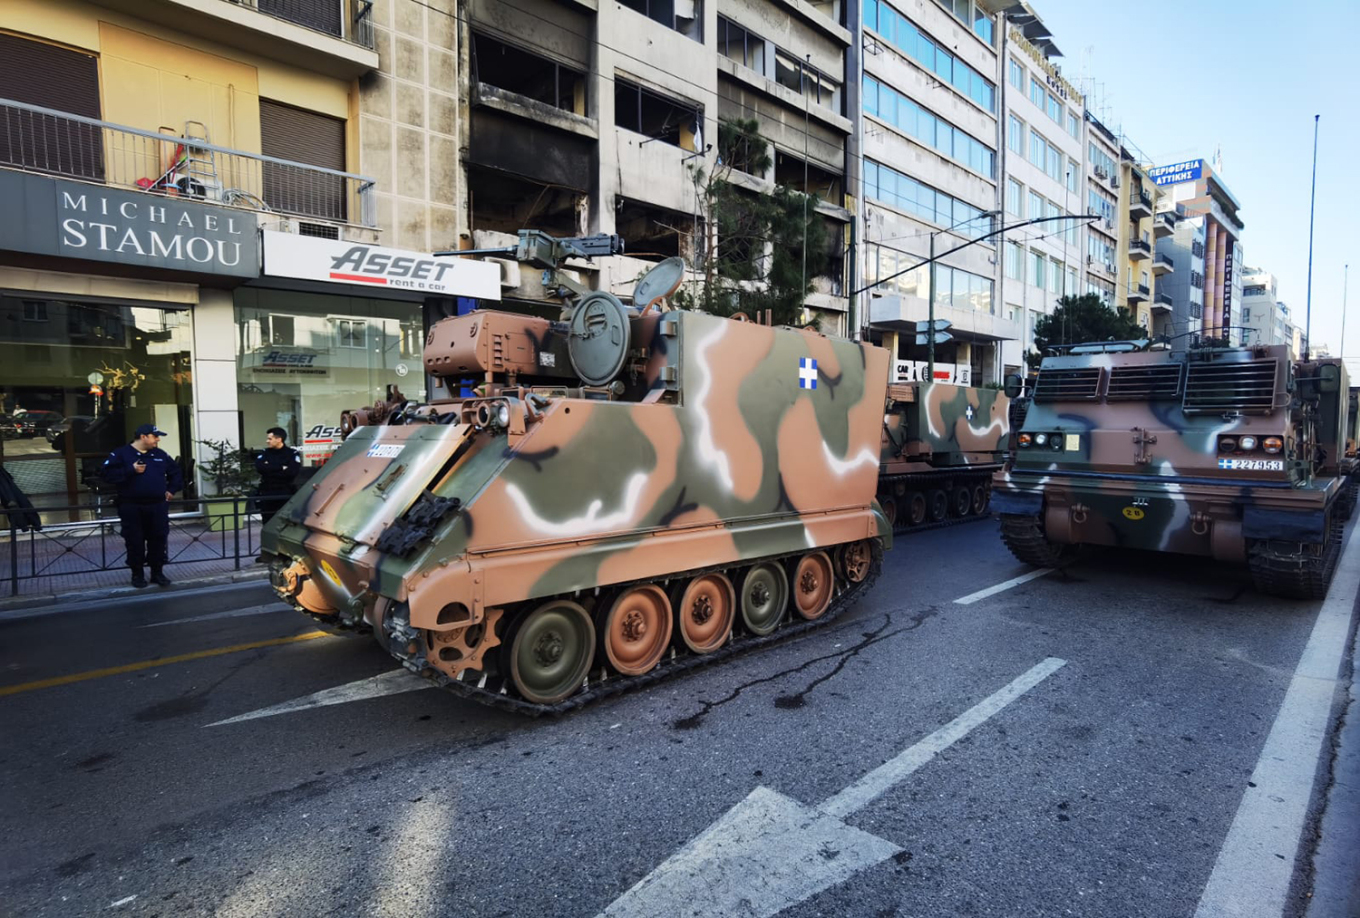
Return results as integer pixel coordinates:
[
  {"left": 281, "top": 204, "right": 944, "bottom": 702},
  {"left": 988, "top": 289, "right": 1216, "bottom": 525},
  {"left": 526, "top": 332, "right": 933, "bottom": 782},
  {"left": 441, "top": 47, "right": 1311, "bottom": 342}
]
[{"left": 1242, "top": 506, "right": 1328, "bottom": 543}]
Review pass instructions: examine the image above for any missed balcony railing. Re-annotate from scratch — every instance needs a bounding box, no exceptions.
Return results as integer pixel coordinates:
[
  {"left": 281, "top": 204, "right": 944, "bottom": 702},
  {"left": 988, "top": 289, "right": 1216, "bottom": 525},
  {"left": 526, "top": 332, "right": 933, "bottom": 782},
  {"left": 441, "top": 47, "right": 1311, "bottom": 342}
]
[
  {"left": 1127, "top": 284, "right": 1150, "bottom": 303},
  {"left": 1153, "top": 252, "right": 1175, "bottom": 273},
  {"left": 233, "top": 0, "right": 375, "bottom": 50},
  {"left": 1129, "top": 239, "right": 1151, "bottom": 258},
  {"left": 1130, "top": 190, "right": 1152, "bottom": 215},
  {"left": 1154, "top": 211, "right": 1176, "bottom": 236},
  {"left": 1155, "top": 292, "right": 1173, "bottom": 307},
  {"left": 0, "top": 99, "right": 375, "bottom": 226}
]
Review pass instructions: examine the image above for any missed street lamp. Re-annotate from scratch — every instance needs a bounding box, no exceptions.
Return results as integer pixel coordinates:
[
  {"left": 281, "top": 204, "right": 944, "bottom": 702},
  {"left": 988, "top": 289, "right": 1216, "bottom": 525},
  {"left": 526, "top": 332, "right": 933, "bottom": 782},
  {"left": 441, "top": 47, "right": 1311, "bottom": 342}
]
[{"left": 925, "top": 210, "right": 1000, "bottom": 380}]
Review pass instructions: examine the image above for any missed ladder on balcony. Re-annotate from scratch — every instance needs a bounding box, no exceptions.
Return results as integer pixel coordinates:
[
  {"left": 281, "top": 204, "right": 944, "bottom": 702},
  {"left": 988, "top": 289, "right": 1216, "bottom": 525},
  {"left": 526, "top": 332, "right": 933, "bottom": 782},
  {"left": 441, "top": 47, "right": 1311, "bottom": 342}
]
[{"left": 179, "top": 120, "right": 221, "bottom": 200}]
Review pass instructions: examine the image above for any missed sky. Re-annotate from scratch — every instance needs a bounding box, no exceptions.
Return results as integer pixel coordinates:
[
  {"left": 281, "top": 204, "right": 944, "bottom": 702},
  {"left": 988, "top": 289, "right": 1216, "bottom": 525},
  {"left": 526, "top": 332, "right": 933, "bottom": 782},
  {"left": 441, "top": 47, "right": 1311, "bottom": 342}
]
[{"left": 1027, "top": 0, "right": 1359, "bottom": 362}]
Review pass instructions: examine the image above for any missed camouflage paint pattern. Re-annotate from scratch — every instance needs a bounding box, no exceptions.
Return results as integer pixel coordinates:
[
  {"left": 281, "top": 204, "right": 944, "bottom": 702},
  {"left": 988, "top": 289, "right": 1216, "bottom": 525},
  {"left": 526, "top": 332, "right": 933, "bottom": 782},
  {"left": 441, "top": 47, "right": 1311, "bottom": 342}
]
[
  {"left": 993, "top": 343, "right": 1348, "bottom": 561},
  {"left": 264, "top": 309, "right": 891, "bottom": 637},
  {"left": 880, "top": 382, "right": 1010, "bottom": 473}
]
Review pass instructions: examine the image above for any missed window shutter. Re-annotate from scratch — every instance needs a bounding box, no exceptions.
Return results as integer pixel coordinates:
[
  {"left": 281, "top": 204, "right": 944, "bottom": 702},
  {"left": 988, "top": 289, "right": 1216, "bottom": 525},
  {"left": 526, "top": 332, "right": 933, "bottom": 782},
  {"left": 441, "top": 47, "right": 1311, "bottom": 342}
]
[
  {"left": 0, "top": 33, "right": 103, "bottom": 180},
  {"left": 259, "top": 99, "right": 346, "bottom": 221}
]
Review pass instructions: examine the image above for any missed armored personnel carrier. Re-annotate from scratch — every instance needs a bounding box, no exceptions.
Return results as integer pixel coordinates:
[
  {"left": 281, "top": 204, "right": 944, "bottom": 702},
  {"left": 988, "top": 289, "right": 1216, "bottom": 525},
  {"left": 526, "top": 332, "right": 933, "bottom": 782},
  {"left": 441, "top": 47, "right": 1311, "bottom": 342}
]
[
  {"left": 877, "top": 382, "right": 1009, "bottom": 531},
  {"left": 262, "top": 232, "right": 892, "bottom": 713},
  {"left": 992, "top": 338, "right": 1351, "bottom": 598}
]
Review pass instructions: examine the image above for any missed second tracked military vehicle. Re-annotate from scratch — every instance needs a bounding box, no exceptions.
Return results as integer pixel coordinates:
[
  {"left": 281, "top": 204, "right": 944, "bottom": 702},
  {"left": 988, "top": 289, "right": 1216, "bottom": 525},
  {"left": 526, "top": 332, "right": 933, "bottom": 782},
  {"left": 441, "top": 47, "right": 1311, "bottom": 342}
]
[
  {"left": 262, "top": 232, "right": 892, "bottom": 713},
  {"left": 992, "top": 337, "right": 1351, "bottom": 598}
]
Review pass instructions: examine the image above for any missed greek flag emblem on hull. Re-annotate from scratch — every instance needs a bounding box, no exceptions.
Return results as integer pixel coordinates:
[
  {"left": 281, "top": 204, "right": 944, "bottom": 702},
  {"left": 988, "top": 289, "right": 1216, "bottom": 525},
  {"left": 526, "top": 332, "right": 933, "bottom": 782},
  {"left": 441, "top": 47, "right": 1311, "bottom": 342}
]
[{"left": 799, "top": 357, "right": 818, "bottom": 389}]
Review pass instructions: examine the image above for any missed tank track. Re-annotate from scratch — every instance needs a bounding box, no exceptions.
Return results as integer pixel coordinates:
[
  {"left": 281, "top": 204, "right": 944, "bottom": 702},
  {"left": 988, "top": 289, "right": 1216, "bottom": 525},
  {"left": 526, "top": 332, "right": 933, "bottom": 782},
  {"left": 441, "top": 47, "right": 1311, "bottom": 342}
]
[
  {"left": 879, "top": 467, "right": 999, "bottom": 534},
  {"left": 1246, "top": 512, "right": 1344, "bottom": 600},
  {"left": 998, "top": 513, "right": 1076, "bottom": 568},
  {"left": 378, "top": 540, "right": 884, "bottom": 717}
]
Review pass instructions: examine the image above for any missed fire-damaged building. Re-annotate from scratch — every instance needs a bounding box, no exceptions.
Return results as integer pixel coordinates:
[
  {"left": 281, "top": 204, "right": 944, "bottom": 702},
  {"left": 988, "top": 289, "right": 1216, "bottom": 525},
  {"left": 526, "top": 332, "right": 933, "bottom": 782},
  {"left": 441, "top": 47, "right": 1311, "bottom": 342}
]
[{"left": 458, "top": 0, "right": 855, "bottom": 331}]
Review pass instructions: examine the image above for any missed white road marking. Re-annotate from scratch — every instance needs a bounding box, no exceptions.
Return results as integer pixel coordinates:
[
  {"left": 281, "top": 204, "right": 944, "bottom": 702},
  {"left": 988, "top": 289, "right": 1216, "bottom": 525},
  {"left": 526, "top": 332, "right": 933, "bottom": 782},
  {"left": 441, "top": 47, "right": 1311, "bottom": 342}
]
[
  {"left": 108, "top": 895, "right": 137, "bottom": 908},
  {"left": 1194, "top": 529, "right": 1360, "bottom": 918},
  {"left": 819, "top": 656, "right": 1068, "bottom": 818},
  {"left": 953, "top": 568, "right": 1053, "bottom": 605},
  {"left": 139, "top": 605, "right": 282, "bottom": 628},
  {"left": 205, "top": 669, "right": 430, "bottom": 727},
  {"left": 598, "top": 658, "right": 1067, "bottom": 918}
]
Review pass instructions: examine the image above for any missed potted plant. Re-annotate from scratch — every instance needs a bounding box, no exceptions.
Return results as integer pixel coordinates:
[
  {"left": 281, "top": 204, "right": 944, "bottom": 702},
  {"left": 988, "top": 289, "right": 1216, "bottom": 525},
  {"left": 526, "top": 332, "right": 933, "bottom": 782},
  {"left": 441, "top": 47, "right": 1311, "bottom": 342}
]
[{"left": 197, "top": 437, "right": 255, "bottom": 531}]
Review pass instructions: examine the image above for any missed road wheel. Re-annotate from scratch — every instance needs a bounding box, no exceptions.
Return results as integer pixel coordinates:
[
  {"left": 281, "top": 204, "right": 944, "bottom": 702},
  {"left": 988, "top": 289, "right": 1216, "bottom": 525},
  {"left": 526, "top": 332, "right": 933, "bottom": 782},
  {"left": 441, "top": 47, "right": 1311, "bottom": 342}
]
[
  {"left": 927, "top": 489, "right": 948, "bottom": 522},
  {"left": 507, "top": 600, "right": 595, "bottom": 704},
  {"left": 905, "top": 492, "right": 927, "bottom": 526},
  {"left": 674, "top": 573, "right": 735, "bottom": 653},
  {"left": 838, "top": 540, "right": 873, "bottom": 584},
  {"left": 600, "top": 585, "right": 672, "bottom": 676},
  {"left": 880, "top": 495, "right": 898, "bottom": 528},
  {"left": 972, "top": 484, "right": 989, "bottom": 515},
  {"left": 739, "top": 563, "right": 788, "bottom": 636},
  {"left": 952, "top": 486, "right": 973, "bottom": 517},
  {"left": 791, "top": 551, "right": 835, "bottom": 620}
]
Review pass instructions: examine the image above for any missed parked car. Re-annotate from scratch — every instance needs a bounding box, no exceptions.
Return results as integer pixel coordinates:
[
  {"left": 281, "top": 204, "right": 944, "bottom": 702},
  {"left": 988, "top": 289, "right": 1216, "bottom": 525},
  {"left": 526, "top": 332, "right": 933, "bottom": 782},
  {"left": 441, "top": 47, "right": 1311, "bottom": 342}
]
[
  {"left": 15, "top": 410, "right": 62, "bottom": 438},
  {"left": 46, "top": 415, "right": 93, "bottom": 445},
  {"left": 0, "top": 414, "right": 22, "bottom": 440}
]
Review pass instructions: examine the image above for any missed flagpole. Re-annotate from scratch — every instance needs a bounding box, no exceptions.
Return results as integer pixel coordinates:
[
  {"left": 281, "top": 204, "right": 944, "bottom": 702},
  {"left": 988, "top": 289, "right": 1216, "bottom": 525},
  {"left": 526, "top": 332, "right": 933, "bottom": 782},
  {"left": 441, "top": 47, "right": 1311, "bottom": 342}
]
[{"left": 1304, "top": 114, "right": 1319, "bottom": 360}]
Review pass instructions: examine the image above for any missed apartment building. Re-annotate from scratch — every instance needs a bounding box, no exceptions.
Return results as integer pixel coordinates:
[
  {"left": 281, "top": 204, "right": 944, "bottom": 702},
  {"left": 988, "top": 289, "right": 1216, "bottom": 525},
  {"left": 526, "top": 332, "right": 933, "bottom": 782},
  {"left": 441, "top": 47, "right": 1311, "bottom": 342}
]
[
  {"left": 1082, "top": 110, "right": 1119, "bottom": 310},
  {"left": 460, "top": 0, "right": 854, "bottom": 332},
  {"left": 0, "top": 0, "right": 496, "bottom": 514},
  {"left": 860, "top": 0, "right": 1008, "bottom": 384},
  {"left": 1151, "top": 202, "right": 1203, "bottom": 343},
  {"left": 1239, "top": 267, "right": 1295, "bottom": 349},
  {"left": 997, "top": 8, "right": 1083, "bottom": 374},
  {"left": 1158, "top": 159, "right": 1244, "bottom": 341},
  {"left": 1113, "top": 154, "right": 1160, "bottom": 330}
]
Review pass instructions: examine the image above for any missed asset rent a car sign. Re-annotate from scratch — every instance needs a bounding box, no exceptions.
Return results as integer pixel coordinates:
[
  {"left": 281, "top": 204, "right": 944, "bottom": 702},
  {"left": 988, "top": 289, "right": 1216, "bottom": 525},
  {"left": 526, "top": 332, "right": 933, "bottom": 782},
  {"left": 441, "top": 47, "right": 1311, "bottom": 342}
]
[{"left": 262, "top": 230, "right": 501, "bottom": 300}]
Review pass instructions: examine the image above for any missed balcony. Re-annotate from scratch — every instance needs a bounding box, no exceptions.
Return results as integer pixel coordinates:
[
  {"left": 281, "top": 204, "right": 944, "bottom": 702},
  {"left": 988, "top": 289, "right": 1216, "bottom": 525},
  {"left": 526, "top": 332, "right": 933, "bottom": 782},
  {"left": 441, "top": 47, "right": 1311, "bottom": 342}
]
[
  {"left": 1153, "top": 292, "right": 1173, "bottom": 312},
  {"left": 1154, "top": 211, "right": 1176, "bottom": 237},
  {"left": 1129, "top": 189, "right": 1152, "bottom": 219},
  {"left": 1153, "top": 252, "right": 1175, "bottom": 275},
  {"left": 1, "top": 99, "right": 375, "bottom": 227},
  {"left": 1129, "top": 238, "right": 1151, "bottom": 260},
  {"left": 1127, "top": 284, "right": 1150, "bottom": 304},
  {"left": 89, "top": 0, "right": 378, "bottom": 78}
]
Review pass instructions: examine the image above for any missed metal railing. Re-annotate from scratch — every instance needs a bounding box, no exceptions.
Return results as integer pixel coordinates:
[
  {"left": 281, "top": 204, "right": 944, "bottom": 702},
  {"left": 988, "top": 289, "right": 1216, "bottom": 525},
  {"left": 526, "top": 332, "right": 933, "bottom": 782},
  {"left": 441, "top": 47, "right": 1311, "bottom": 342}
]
[
  {"left": 1157, "top": 212, "right": 1176, "bottom": 228},
  {"left": 2, "top": 497, "right": 259, "bottom": 597},
  {"left": 1154, "top": 252, "right": 1174, "bottom": 269},
  {"left": 1129, "top": 239, "right": 1151, "bottom": 255},
  {"left": 0, "top": 99, "right": 376, "bottom": 227},
  {"left": 1156, "top": 293, "right": 1174, "bottom": 307},
  {"left": 1131, "top": 190, "right": 1153, "bottom": 210},
  {"left": 230, "top": 0, "right": 376, "bottom": 50}
]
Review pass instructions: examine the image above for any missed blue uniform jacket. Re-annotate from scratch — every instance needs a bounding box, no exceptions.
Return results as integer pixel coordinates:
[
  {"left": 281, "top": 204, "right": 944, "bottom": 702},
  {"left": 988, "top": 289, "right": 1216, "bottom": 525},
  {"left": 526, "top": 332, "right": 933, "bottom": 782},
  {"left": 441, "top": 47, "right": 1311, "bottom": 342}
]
[
  {"left": 254, "top": 446, "right": 302, "bottom": 492},
  {"left": 102, "top": 444, "right": 184, "bottom": 502}
]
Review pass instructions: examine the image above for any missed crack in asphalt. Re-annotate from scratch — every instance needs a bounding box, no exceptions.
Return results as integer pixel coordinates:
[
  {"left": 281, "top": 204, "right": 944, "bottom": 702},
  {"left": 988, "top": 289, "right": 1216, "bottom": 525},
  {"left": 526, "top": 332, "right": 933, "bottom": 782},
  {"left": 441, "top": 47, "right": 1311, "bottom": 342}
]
[{"left": 671, "top": 606, "right": 940, "bottom": 730}]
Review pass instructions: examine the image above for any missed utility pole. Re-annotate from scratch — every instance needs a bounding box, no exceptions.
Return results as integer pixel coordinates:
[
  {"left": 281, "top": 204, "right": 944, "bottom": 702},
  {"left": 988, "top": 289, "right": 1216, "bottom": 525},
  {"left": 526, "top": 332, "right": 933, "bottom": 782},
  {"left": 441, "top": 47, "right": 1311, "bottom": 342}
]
[{"left": 1304, "top": 114, "right": 1319, "bottom": 360}]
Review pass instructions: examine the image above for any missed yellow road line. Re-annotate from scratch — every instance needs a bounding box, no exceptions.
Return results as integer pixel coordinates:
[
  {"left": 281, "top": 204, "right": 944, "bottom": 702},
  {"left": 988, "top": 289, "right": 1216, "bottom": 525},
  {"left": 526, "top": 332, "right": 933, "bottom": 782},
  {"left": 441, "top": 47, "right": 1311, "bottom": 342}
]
[{"left": 0, "top": 631, "right": 330, "bottom": 698}]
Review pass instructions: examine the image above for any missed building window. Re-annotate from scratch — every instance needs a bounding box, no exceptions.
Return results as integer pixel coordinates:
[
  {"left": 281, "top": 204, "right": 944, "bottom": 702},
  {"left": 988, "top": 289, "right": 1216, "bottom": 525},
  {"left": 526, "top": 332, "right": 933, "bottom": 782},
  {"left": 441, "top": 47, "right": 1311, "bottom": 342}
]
[
  {"left": 337, "top": 319, "right": 366, "bottom": 349},
  {"left": 1029, "top": 250, "right": 1045, "bottom": 290},
  {"left": 863, "top": 1, "right": 995, "bottom": 111},
  {"left": 1029, "top": 129, "right": 1045, "bottom": 168},
  {"left": 1008, "top": 57, "right": 1024, "bottom": 90},
  {"left": 933, "top": 264, "right": 994, "bottom": 314},
  {"left": 618, "top": 0, "right": 701, "bottom": 38},
  {"left": 972, "top": 5, "right": 994, "bottom": 44},
  {"left": 1068, "top": 111, "right": 1079, "bottom": 138},
  {"left": 1029, "top": 77, "right": 1044, "bottom": 109},
  {"left": 775, "top": 51, "right": 840, "bottom": 109},
  {"left": 1028, "top": 190, "right": 1044, "bottom": 220},
  {"left": 717, "top": 17, "right": 767, "bottom": 73},
  {"left": 864, "top": 75, "right": 993, "bottom": 177},
  {"left": 614, "top": 79, "right": 702, "bottom": 150},
  {"left": 1049, "top": 256, "right": 1062, "bottom": 293},
  {"left": 259, "top": 99, "right": 348, "bottom": 221},
  {"left": 1067, "top": 159, "right": 1079, "bottom": 193},
  {"left": 1047, "top": 93, "right": 1061, "bottom": 123},
  {"left": 1008, "top": 115, "right": 1024, "bottom": 154},
  {"left": 1046, "top": 142, "right": 1063, "bottom": 182},
  {"left": 21, "top": 300, "right": 48, "bottom": 322},
  {"left": 1005, "top": 241, "right": 1023, "bottom": 281},
  {"left": 1006, "top": 178, "right": 1022, "bottom": 217},
  {"left": 865, "top": 158, "right": 994, "bottom": 239},
  {"left": 472, "top": 33, "right": 585, "bottom": 113},
  {"left": 1088, "top": 142, "right": 1117, "bottom": 180}
]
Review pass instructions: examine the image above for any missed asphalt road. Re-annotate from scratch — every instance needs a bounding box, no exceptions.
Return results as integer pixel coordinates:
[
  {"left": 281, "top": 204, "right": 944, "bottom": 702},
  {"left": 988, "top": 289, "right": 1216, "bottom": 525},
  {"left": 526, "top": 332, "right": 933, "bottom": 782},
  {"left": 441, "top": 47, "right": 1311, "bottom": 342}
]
[{"left": 1, "top": 519, "right": 1356, "bottom": 918}]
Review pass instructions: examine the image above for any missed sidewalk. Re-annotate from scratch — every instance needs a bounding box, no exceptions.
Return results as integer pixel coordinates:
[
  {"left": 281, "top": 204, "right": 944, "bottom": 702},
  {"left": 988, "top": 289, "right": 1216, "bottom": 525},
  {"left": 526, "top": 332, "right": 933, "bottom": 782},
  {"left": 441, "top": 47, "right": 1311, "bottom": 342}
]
[{"left": 0, "top": 511, "right": 268, "bottom": 612}]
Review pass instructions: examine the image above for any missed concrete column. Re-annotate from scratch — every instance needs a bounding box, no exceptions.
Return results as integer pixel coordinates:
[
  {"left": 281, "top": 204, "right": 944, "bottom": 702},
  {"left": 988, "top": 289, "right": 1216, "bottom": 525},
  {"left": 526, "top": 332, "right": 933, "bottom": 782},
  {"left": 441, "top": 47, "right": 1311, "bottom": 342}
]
[
  {"left": 1203, "top": 224, "right": 1219, "bottom": 337},
  {"left": 190, "top": 288, "right": 241, "bottom": 495}
]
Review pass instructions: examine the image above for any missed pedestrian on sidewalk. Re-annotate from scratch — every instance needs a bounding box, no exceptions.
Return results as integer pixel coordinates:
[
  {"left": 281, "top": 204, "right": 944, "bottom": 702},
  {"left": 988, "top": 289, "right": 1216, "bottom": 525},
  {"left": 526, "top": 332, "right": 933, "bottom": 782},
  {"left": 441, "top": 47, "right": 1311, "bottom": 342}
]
[
  {"left": 254, "top": 427, "right": 301, "bottom": 525},
  {"left": 101, "top": 423, "right": 184, "bottom": 588}
]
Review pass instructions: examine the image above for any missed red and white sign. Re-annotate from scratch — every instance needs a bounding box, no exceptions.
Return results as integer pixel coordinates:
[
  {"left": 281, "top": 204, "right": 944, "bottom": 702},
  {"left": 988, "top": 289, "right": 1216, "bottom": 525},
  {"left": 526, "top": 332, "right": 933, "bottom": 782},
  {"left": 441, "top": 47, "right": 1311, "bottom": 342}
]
[{"left": 262, "top": 231, "right": 500, "bottom": 300}]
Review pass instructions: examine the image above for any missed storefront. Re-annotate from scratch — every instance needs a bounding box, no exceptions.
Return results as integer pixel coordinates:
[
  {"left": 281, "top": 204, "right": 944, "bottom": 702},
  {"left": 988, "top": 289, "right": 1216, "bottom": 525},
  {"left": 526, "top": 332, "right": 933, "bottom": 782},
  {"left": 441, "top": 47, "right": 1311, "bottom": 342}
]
[
  {"left": 0, "top": 170, "right": 258, "bottom": 517},
  {"left": 238, "top": 232, "right": 500, "bottom": 466}
]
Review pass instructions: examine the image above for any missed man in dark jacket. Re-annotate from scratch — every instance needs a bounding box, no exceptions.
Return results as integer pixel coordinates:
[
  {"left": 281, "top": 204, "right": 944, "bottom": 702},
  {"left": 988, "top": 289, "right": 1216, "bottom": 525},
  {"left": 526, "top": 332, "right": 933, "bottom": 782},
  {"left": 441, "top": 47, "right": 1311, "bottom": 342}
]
[
  {"left": 254, "top": 427, "right": 301, "bottom": 525},
  {"left": 102, "top": 423, "right": 184, "bottom": 588}
]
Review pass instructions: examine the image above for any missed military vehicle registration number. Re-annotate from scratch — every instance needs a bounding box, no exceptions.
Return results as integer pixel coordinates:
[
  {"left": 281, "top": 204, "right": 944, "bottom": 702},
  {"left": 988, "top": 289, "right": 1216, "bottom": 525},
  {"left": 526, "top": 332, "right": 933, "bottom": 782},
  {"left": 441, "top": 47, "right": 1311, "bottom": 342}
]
[{"left": 1217, "top": 458, "right": 1284, "bottom": 471}]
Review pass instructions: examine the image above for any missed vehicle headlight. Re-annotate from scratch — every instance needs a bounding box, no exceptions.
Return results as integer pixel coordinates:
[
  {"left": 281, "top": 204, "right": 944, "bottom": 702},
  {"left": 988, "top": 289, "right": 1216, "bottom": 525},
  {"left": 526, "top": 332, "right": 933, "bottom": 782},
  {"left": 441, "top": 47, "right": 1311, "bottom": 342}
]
[
  {"left": 1018, "top": 433, "right": 1032, "bottom": 447},
  {"left": 1238, "top": 435, "right": 1258, "bottom": 451},
  {"left": 1034, "top": 433, "right": 1048, "bottom": 446},
  {"left": 1263, "top": 437, "right": 1283, "bottom": 454},
  {"left": 1051, "top": 435, "right": 1063, "bottom": 450},
  {"left": 497, "top": 402, "right": 510, "bottom": 426},
  {"left": 1219, "top": 437, "right": 1237, "bottom": 452}
]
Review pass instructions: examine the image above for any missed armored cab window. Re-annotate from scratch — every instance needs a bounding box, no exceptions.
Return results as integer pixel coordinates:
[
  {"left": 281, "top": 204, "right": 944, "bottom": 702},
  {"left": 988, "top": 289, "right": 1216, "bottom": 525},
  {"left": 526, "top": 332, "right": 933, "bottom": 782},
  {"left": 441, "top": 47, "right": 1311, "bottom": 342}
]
[
  {"left": 1183, "top": 359, "right": 1278, "bottom": 414},
  {"left": 1032, "top": 367, "right": 1102, "bottom": 402}
]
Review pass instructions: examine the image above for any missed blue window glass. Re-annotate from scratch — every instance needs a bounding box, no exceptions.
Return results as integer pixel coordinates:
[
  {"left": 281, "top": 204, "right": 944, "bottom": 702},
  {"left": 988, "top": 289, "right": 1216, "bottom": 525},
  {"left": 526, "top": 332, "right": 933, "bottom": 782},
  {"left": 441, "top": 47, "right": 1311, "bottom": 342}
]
[
  {"left": 864, "top": 0, "right": 878, "bottom": 31},
  {"left": 893, "top": 15, "right": 912, "bottom": 52},
  {"left": 933, "top": 47, "right": 951, "bottom": 83},
  {"left": 881, "top": 87, "right": 897, "bottom": 125},
  {"left": 863, "top": 75, "right": 878, "bottom": 116}
]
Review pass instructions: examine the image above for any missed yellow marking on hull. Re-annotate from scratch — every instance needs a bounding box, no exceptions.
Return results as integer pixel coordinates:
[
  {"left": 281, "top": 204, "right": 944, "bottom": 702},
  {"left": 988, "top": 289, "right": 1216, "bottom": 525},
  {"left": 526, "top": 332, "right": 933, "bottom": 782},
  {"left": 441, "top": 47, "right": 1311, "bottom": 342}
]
[{"left": 0, "top": 631, "right": 329, "bottom": 698}]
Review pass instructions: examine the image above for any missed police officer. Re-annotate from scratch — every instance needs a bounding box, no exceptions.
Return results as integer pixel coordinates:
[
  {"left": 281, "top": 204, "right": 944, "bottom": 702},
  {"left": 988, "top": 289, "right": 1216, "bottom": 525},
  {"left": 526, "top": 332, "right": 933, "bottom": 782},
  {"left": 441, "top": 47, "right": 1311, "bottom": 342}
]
[
  {"left": 102, "top": 423, "right": 183, "bottom": 588},
  {"left": 254, "top": 427, "right": 301, "bottom": 525}
]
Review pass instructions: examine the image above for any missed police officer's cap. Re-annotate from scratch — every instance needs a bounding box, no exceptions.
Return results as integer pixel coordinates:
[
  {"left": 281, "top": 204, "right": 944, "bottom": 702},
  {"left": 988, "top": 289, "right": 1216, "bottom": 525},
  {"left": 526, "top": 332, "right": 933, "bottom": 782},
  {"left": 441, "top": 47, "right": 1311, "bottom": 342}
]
[{"left": 134, "top": 423, "right": 168, "bottom": 437}]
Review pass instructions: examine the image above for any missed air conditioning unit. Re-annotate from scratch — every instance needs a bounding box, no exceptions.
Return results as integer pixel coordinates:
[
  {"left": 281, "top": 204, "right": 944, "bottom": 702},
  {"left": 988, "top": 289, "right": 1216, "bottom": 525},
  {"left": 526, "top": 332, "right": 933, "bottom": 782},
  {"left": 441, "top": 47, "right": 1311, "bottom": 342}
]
[
  {"left": 1093, "top": 165, "right": 1108, "bottom": 179},
  {"left": 1110, "top": 176, "right": 1120, "bottom": 188},
  {"left": 1104, "top": 262, "right": 1116, "bottom": 274}
]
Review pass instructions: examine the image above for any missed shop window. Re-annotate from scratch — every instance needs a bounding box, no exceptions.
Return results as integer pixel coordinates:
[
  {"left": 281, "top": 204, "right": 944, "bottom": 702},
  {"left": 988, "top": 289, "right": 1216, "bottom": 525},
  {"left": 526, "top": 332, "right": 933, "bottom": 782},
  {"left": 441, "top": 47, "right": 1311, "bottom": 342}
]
[{"left": 338, "top": 319, "right": 367, "bottom": 349}]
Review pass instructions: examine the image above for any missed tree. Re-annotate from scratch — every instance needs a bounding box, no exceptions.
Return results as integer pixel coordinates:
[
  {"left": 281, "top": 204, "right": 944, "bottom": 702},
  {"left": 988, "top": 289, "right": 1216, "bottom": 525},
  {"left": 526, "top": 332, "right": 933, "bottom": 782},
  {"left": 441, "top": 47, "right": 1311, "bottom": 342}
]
[
  {"left": 1027, "top": 294, "right": 1144, "bottom": 368},
  {"left": 673, "top": 118, "right": 828, "bottom": 327}
]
